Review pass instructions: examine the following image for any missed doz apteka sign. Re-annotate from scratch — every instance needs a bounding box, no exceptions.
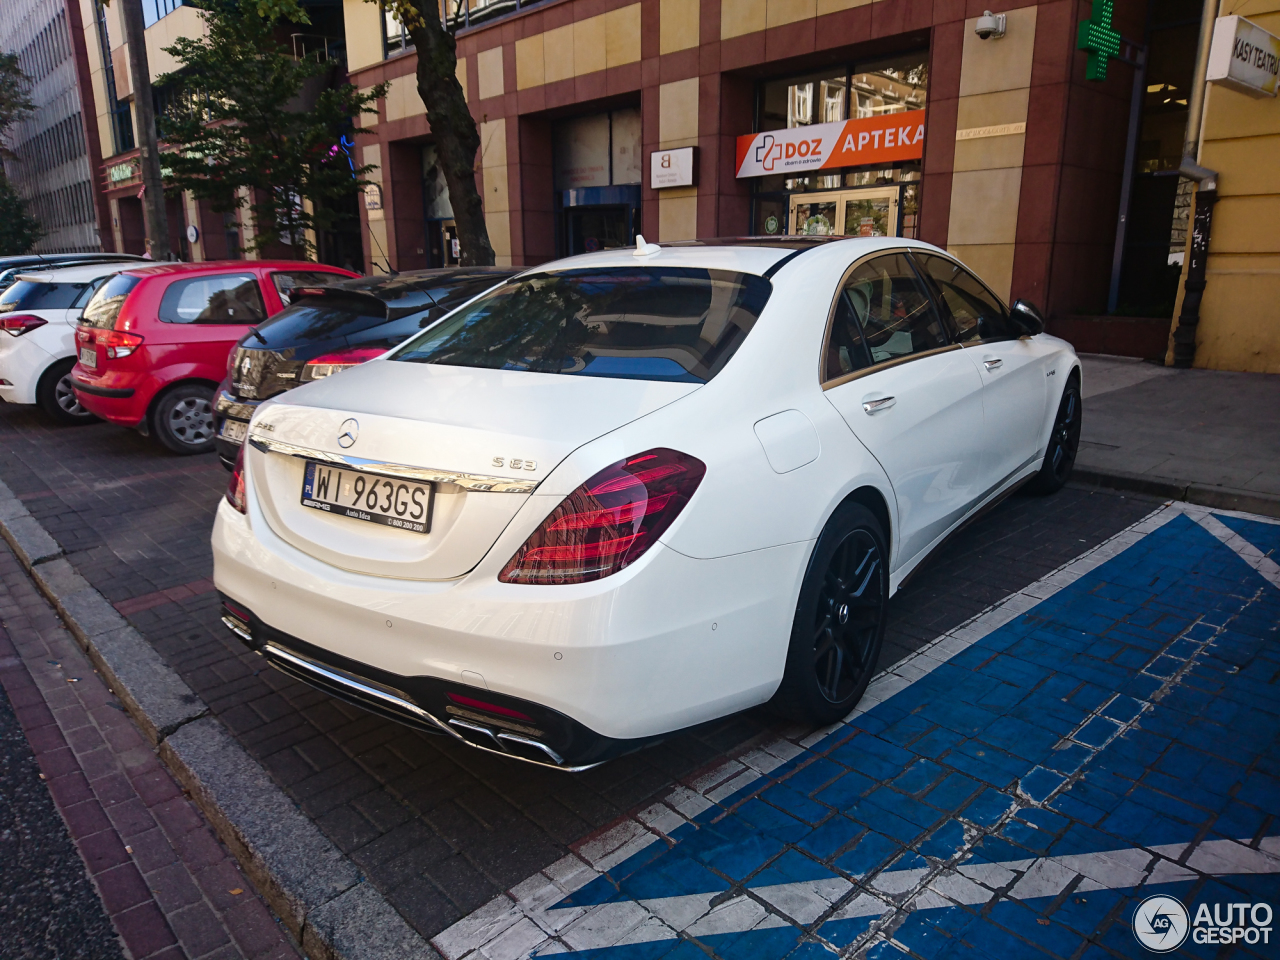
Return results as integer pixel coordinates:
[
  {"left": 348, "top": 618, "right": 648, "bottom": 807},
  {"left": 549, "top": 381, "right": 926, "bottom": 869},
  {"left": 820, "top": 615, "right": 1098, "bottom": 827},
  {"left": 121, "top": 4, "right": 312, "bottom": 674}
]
[{"left": 735, "top": 111, "right": 925, "bottom": 179}]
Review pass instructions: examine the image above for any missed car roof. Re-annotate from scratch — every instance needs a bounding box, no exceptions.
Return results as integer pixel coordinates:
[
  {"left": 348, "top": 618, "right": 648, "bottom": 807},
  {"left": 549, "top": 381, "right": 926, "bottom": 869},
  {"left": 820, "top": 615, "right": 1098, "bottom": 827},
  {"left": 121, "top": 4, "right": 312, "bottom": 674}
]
[
  {"left": 512, "top": 236, "right": 938, "bottom": 279},
  {"left": 0, "top": 252, "right": 150, "bottom": 268},
  {"left": 14, "top": 261, "right": 147, "bottom": 283},
  {"left": 318, "top": 266, "right": 516, "bottom": 300},
  {"left": 118, "top": 260, "right": 360, "bottom": 279}
]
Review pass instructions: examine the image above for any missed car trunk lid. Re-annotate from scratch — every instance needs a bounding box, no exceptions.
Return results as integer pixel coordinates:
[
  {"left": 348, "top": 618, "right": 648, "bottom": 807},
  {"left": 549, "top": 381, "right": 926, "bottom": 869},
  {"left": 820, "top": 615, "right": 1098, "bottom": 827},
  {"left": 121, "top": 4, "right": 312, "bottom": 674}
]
[{"left": 246, "top": 358, "right": 698, "bottom": 580}]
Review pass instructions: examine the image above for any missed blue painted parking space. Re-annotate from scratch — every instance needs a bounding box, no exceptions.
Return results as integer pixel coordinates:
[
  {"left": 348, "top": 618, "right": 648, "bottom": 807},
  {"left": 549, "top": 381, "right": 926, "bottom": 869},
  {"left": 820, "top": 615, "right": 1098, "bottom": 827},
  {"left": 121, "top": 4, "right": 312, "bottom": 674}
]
[{"left": 435, "top": 505, "right": 1280, "bottom": 960}]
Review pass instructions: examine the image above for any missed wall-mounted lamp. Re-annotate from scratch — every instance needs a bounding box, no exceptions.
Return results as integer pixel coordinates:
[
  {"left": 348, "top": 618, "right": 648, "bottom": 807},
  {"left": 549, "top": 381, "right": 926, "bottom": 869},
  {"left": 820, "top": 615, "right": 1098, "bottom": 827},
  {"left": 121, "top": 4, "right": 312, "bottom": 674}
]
[{"left": 975, "top": 10, "right": 1007, "bottom": 40}]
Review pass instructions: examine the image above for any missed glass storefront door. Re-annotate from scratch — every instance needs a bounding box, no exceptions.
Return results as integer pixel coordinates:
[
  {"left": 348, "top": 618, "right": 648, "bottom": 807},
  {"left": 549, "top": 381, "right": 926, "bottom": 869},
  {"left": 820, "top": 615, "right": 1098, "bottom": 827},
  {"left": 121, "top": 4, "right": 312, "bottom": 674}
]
[
  {"left": 788, "top": 187, "right": 900, "bottom": 238},
  {"left": 565, "top": 206, "right": 632, "bottom": 255}
]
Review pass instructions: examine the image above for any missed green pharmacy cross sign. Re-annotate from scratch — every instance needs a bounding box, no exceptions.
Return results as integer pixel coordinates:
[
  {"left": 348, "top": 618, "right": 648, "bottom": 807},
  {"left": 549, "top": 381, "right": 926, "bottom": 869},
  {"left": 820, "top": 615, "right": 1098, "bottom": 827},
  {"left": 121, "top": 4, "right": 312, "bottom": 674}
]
[{"left": 1078, "top": 0, "right": 1122, "bottom": 81}]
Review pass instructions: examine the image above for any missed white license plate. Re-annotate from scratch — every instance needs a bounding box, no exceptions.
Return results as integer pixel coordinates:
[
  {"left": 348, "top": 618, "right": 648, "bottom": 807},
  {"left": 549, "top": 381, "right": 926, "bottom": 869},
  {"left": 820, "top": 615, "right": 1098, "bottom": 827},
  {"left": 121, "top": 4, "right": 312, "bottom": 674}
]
[
  {"left": 79, "top": 346, "right": 96, "bottom": 367},
  {"left": 220, "top": 419, "right": 248, "bottom": 442},
  {"left": 301, "top": 462, "right": 432, "bottom": 534}
]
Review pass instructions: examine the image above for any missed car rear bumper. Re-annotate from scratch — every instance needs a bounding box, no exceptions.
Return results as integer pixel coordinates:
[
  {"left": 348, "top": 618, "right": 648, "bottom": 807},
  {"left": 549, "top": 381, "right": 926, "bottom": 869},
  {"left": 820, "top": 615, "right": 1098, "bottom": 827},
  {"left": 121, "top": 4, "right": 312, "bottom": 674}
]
[
  {"left": 211, "top": 496, "right": 805, "bottom": 752},
  {"left": 70, "top": 367, "right": 150, "bottom": 426},
  {"left": 213, "top": 388, "right": 259, "bottom": 469},
  {"left": 0, "top": 332, "right": 56, "bottom": 405},
  {"left": 70, "top": 379, "right": 135, "bottom": 398}
]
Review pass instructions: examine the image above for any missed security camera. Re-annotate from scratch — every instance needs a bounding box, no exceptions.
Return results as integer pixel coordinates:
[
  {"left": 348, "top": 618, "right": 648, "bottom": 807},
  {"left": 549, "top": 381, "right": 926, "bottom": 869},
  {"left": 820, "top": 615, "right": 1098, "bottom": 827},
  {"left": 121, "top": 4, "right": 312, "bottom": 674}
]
[{"left": 975, "top": 10, "right": 1006, "bottom": 40}]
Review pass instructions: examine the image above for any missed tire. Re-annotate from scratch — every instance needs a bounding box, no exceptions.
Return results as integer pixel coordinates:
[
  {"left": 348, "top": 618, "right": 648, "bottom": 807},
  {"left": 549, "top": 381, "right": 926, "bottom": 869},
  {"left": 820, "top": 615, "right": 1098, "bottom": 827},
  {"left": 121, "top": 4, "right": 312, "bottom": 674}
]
[
  {"left": 1028, "top": 375, "right": 1082, "bottom": 495},
  {"left": 36, "top": 357, "right": 97, "bottom": 425},
  {"left": 771, "top": 501, "right": 889, "bottom": 725},
  {"left": 152, "top": 382, "right": 217, "bottom": 455}
]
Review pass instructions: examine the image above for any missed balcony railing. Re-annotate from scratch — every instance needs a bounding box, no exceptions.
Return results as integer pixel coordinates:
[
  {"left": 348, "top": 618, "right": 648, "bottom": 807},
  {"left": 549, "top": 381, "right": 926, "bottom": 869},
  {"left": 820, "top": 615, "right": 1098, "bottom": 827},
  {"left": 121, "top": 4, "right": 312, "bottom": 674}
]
[{"left": 291, "top": 33, "right": 347, "bottom": 66}]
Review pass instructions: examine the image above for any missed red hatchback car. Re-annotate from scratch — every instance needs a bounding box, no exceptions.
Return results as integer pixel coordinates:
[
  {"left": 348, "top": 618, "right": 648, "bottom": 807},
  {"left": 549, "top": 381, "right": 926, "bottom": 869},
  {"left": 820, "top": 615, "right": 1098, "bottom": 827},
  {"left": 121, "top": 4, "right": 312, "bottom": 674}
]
[{"left": 71, "top": 260, "right": 357, "bottom": 454}]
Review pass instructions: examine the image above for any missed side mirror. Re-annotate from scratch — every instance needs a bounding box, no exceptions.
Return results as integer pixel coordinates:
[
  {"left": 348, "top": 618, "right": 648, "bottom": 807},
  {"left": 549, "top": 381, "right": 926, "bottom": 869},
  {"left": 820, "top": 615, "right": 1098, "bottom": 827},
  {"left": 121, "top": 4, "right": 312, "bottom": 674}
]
[{"left": 1010, "top": 299, "right": 1045, "bottom": 336}]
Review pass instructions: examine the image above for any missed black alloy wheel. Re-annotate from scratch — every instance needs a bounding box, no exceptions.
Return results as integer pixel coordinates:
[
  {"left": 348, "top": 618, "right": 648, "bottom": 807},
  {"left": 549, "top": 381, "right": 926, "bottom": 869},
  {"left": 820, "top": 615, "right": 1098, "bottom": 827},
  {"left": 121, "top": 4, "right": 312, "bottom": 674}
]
[
  {"left": 1029, "top": 375, "right": 1082, "bottom": 494},
  {"left": 772, "top": 501, "right": 888, "bottom": 725},
  {"left": 37, "top": 358, "right": 96, "bottom": 425}
]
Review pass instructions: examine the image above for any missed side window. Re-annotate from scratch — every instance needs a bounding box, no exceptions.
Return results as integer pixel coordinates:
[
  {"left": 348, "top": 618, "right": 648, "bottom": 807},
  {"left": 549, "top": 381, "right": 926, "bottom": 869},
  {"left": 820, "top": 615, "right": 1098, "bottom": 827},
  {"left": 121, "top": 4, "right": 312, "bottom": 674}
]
[
  {"left": 73, "top": 276, "right": 110, "bottom": 309},
  {"left": 824, "top": 290, "right": 873, "bottom": 381},
  {"left": 829, "top": 254, "right": 948, "bottom": 373},
  {"left": 159, "top": 274, "right": 266, "bottom": 324},
  {"left": 916, "top": 254, "right": 1013, "bottom": 342},
  {"left": 272, "top": 271, "right": 343, "bottom": 306}
]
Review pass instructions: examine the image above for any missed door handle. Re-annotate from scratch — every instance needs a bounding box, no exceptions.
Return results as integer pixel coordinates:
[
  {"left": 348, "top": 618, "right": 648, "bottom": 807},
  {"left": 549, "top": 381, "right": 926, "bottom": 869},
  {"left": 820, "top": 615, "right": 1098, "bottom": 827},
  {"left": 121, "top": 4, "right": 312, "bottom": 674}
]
[
  {"left": 862, "top": 396, "right": 896, "bottom": 414},
  {"left": 983, "top": 358, "right": 1003, "bottom": 370}
]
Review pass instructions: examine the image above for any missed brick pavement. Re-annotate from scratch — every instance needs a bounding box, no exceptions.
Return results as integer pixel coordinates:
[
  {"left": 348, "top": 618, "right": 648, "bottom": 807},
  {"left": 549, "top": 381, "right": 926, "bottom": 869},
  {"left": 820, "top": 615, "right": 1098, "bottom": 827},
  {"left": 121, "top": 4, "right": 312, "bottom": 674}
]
[
  {"left": 432, "top": 503, "right": 1280, "bottom": 959},
  {"left": 0, "top": 539, "right": 300, "bottom": 960},
  {"left": 0, "top": 403, "right": 1161, "bottom": 941},
  {"left": 0, "top": 665, "right": 122, "bottom": 959}
]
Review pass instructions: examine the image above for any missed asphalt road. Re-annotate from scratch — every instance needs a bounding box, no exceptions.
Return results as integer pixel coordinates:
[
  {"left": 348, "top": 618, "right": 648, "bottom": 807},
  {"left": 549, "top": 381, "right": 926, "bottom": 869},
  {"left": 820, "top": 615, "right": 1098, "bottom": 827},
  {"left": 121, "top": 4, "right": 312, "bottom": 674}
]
[{"left": 0, "top": 678, "right": 123, "bottom": 959}]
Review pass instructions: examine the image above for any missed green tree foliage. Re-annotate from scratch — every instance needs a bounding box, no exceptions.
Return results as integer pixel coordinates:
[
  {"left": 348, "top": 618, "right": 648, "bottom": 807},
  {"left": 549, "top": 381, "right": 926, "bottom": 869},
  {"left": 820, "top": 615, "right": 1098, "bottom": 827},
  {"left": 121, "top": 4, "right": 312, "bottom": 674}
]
[
  {"left": 157, "top": 0, "right": 386, "bottom": 259},
  {"left": 0, "top": 173, "right": 43, "bottom": 254}
]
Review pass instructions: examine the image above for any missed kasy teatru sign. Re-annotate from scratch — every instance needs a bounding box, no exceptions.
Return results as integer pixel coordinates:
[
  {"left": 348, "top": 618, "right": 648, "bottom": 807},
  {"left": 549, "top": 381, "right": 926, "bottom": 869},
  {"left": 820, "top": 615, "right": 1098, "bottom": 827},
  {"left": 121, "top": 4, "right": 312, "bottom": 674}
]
[
  {"left": 1207, "top": 16, "right": 1280, "bottom": 98},
  {"left": 735, "top": 111, "right": 926, "bottom": 179}
]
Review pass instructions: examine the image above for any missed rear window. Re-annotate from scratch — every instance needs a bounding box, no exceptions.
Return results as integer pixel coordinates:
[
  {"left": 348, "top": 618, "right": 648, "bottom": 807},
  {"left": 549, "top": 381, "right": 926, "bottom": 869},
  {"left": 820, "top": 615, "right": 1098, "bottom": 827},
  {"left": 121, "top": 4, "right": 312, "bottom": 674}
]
[
  {"left": 390, "top": 267, "right": 773, "bottom": 383},
  {"left": 80, "top": 274, "right": 142, "bottom": 329},
  {"left": 159, "top": 274, "right": 266, "bottom": 324},
  {"left": 0, "top": 280, "right": 89, "bottom": 313},
  {"left": 254, "top": 293, "right": 388, "bottom": 341},
  {"left": 272, "top": 270, "right": 346, "bottom": 306}
]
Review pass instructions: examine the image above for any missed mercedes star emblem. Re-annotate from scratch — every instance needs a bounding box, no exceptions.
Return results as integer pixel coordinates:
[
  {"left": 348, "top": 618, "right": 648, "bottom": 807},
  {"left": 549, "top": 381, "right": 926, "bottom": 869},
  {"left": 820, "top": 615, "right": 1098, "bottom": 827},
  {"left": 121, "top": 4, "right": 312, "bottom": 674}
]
[{"left": 337, "top": 418, "right": 359, "bottom": 448}]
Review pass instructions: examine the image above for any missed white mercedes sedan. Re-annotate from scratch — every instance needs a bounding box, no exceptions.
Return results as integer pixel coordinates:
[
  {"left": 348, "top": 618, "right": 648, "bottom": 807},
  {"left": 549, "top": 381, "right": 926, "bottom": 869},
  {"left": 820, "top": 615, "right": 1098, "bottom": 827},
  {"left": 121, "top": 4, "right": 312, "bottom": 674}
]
[{"left": 211, "top": 237, "right": 1082, "bottom": 770}]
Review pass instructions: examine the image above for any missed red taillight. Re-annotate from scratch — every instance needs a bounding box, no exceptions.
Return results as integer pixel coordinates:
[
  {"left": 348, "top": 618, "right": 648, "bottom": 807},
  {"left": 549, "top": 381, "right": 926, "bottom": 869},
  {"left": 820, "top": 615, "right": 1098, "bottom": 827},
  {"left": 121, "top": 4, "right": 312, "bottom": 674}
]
[
  {"left": 499, "top": 448, "right": 706, "bottom": 585},
  {"left": 226, "top": 445, "right": 247, "bottom": 514},
  {"left": 1, "top": 314, "right": 48, "bottom": 336},
  {"left": 446, "top": 693, "right": 534, "bottom": 722},
  {"left": 76, "top": 325, "right": 143, "bottom": 358},
  {"left": 299, "top": 346, "right": 385, "bottom": 382}
]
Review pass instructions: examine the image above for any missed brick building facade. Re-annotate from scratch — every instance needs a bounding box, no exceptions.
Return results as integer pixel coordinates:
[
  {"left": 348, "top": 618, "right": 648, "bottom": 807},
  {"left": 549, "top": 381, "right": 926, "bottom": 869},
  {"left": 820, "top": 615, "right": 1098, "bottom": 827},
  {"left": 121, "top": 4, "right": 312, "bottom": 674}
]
[{"left": 346, "top": 0, "right": 1147, "bottom": 320}]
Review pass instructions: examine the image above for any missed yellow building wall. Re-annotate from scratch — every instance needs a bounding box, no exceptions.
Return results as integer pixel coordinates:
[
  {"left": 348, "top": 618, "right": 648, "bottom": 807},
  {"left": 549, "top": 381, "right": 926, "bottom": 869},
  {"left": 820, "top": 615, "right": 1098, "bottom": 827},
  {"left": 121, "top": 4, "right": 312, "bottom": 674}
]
[
  {"left": 1169, "top": 1, "right": 1280, "bottom": 372},
  {"left": 657, "top": 77, "right": 699, "bottom": 242},
  {"left": 946, "top": 6, "right": 1038, "bottom": 303},
  {"left": 344, "top": 0, "right": 384, "bottom": 72}
]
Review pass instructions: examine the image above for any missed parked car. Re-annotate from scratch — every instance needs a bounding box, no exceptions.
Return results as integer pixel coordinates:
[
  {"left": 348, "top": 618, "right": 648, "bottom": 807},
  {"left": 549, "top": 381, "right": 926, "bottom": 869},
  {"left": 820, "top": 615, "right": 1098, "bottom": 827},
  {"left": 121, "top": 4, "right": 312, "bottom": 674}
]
[
  {"left": 212, "top": 237, "right": 1081, "bottom": 771},
  {"left": 213, "top": 268, "right": 514, "bottom": 469},
  {"left": 71, "top": 260, "right": 357, "bottom": 454},
  {"left": 0, "top": 252, "right": 150, "bottom": 295},
  {"left": 0, "top": 261, "right": 143, "bottom": 423}
]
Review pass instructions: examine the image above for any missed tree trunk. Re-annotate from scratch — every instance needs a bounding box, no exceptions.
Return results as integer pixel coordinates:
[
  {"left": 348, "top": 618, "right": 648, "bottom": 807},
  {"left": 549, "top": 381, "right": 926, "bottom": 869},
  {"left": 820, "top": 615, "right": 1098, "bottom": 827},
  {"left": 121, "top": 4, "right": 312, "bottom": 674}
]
[
  {"left": 406, "top": 4, "right": 494, "bottom": 266},
  {"left": 118, "top": 0, "right": 172, "bottom": 260}
]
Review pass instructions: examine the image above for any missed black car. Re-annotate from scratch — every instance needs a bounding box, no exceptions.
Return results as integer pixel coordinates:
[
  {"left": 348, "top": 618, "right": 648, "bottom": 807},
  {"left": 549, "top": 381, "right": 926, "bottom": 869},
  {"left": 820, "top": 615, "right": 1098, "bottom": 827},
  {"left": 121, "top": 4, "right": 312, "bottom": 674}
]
[{"left": 213, "top": 267, "right": 515, "bottom": 468}]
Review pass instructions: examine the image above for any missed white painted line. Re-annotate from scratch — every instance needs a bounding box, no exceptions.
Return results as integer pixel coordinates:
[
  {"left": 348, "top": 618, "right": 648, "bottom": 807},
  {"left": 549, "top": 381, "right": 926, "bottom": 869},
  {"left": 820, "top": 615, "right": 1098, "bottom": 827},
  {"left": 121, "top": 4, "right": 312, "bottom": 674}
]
[{"left": 1194, "top": 511, "right": 1280, "bottom": 589}]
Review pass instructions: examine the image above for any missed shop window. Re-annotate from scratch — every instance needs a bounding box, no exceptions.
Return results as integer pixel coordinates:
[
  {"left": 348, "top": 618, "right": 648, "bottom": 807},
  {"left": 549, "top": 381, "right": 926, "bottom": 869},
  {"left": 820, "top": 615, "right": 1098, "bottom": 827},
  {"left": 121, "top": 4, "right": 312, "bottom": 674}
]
[
  {"left": 551, "top": 108, "right": 642, "bottom": 256},
  {"left": 751, "top": 52, "right": 928, "bottom": 238},
  {"left": 1113, "top": 0, "right": 1204, "bottom": 318}
]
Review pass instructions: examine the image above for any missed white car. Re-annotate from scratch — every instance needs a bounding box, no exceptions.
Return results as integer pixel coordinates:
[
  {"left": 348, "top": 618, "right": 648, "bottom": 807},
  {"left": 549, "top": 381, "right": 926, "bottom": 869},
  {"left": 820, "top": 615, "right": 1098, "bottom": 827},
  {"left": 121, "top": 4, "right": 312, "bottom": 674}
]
[
  {"left": 0, "top": 261, "right": 140, "bottom": 422},
  {"left": 212, "top": 237, "right": 1082, "bottom": 770}
]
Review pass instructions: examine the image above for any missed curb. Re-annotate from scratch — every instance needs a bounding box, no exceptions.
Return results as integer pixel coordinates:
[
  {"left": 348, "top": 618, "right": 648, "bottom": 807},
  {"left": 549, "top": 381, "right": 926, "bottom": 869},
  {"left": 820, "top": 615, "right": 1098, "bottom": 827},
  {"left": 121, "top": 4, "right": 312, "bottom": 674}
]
[
  {"left": 1071, "top": 466, "right": 1280, "bottom": 520},
  {"left": 0, "top": 478, "right": 434, "bottom": 960}
]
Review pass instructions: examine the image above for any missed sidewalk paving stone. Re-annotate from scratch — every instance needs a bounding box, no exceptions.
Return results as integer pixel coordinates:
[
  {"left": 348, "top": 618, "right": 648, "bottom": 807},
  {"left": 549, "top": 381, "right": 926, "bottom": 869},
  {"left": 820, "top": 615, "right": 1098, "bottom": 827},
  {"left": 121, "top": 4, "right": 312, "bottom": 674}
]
[{"left": 0, "top": 540, "right": 300, "bottom": 960}]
